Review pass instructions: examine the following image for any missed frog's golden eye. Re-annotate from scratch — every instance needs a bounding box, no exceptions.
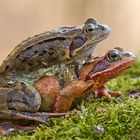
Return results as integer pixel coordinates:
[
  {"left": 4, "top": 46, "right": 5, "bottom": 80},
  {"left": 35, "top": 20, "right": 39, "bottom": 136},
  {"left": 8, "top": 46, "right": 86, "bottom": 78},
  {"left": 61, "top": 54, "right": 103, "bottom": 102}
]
[
  {"left": 107, "top": 50, "right": 121, "bottom": 62},
  {"left": 84, "top": 24, "right": 96, "bottom": 35}
]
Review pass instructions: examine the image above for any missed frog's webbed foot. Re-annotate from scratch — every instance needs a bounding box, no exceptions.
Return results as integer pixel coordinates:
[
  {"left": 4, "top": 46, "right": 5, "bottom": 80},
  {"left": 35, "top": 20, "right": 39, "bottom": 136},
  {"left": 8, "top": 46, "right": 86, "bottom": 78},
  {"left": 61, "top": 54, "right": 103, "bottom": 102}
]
[
  {"left": 95, "top": 86, "right": 121, "bottom": 100},
  {"left": 0, "top": 121, "right": 35, "bottom": 135},
  {"left": 0, "top": 110, "right": 66, "bottom": 125},
  {"left": 0, "top": 110, "right": 48, "bottom": 124},
  {"left": 0, "top": 111, "right": 66, "bottom": 135},
  {"left": 0, "top": 112, "right": 66, "bottom": 135}
]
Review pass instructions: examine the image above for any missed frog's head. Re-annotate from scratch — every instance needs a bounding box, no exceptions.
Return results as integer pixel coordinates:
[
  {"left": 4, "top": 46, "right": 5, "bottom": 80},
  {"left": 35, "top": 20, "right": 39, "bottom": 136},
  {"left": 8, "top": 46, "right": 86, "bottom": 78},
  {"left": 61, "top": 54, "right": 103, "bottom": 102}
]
[
  {"left": 79, "top": 47, "right": 135, "bottom": 88},
  {"left": 63, "top": 18, "right": 111, "bottom": 62}
]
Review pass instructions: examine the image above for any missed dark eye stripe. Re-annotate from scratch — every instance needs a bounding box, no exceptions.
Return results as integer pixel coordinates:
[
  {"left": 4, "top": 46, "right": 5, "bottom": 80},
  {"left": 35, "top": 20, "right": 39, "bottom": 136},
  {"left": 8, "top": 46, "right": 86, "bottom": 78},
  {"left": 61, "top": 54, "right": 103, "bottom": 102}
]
[{"left": 85, "top": 59, "right": 109, "bottom": 80}]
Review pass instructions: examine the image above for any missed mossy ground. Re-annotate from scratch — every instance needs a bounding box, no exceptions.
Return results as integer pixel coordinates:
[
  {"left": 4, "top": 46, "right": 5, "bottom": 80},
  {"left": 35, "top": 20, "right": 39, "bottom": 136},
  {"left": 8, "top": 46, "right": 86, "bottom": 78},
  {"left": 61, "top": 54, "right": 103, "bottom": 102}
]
[{"left": 0, "top": 58, "right": 140, "bottom": 140}]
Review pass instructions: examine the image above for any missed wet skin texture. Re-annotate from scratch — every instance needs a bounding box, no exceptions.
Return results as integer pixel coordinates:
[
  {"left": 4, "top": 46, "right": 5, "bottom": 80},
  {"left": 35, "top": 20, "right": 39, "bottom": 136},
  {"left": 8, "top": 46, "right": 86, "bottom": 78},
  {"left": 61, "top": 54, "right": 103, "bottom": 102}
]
[
  {"left": 0, "top": 47, "right": 133, "bottom": 117},
  {"left": 0, "top": 47, "right": 135, "bottom": 135}
]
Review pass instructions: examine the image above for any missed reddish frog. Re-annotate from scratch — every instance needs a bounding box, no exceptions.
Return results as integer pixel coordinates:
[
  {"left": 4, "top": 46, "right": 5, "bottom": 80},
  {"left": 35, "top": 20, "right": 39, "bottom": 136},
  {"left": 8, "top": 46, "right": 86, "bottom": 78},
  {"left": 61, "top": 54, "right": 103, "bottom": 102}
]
[
  {"left": 0, "top": 47, "right": 135, "bottom": 135},
  {"left": 0, "top": 47, "right": 134, "bottom": 119},
  {"left": 35, "top": 47, "right": 135, "bottom": 113}
]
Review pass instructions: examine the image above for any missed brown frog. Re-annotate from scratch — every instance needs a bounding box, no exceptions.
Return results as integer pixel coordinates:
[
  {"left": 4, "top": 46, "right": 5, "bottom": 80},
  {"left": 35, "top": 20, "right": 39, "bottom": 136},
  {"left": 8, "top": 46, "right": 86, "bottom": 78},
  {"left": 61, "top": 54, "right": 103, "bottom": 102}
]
[
  {"left": 0, "top": 18, "right": 111, "bottom": 75},
  {"left": 0, "top": 19, "right": 111, "bottom": 104},
  {"left": 35, "top": 47, "right": 135, "bottom": 113},
  {"left": 0, "top": 48, "right": 135, "bottom": 127},
  {"left": 0, "top": 19, "right": 111, "bottom": 134}
]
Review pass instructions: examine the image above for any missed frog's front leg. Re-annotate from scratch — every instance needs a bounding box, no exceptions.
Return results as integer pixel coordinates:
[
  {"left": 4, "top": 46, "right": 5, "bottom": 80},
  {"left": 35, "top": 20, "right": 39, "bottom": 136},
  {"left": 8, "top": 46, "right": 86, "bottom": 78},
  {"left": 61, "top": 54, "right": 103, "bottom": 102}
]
[
  {"left": 53, "top": 80, "right": 93, "bottom": 113},
  {"left": 95, "top": 86, "right": 121, "bottom": 100}
]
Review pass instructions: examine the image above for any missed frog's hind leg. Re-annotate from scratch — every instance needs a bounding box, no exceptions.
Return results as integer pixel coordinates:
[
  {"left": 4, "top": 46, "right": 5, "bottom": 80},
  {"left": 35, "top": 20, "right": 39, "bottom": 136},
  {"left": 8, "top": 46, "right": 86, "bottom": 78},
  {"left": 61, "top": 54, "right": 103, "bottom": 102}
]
[
  {"left": 0, "top": 82, "right": 41, "bottom": 113},
  {"left": 0, "top": 82, "right": 47, "bottom": 123},
  {"left": 0, "top": 110, "right": 66, "bottom": 135},
  {"left": 0, "top": 110, "right": 49, "bottom": 124},
  {"left": 0, "top": 110, "right": 66, "bottom": 124},
  {"left": 0, "top": 84, "right": 66, "bottom": 123}
]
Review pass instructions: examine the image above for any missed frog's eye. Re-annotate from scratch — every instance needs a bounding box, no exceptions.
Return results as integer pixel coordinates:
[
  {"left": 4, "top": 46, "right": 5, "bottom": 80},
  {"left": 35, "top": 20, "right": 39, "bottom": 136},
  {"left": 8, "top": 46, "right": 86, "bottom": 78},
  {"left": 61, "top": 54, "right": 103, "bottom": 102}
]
[
  {"left": 84, "top": 24, "right": 96, "bottom": 35},
  {"left": 107, "top": 50, "right": 121, "bottom": 62}
]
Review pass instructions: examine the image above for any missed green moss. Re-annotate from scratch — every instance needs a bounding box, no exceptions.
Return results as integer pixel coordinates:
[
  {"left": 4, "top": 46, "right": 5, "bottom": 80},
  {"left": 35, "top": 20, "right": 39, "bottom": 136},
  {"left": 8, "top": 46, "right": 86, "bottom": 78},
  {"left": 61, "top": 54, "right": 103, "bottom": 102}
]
[{"left": 0, "top": 59, "right": 140, "bottom": 140}]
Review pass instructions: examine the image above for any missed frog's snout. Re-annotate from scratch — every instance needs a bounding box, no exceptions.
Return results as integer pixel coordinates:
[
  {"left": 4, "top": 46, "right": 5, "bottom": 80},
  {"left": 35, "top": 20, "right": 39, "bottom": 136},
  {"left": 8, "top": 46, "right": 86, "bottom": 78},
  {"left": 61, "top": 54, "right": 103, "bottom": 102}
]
[
  {"left": 100, "top": 24, "right": 111, "bottom": 36},
  {"left": 124, "top": 52, "right": 135, "bottom": 59}
]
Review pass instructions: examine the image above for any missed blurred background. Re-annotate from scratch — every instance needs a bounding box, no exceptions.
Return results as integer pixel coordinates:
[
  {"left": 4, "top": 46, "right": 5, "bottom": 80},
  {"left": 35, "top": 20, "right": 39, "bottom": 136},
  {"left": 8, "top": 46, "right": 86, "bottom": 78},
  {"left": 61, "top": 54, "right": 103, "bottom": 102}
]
[{"left": 0, "top": 0, "right": 139, "bottom": 63}]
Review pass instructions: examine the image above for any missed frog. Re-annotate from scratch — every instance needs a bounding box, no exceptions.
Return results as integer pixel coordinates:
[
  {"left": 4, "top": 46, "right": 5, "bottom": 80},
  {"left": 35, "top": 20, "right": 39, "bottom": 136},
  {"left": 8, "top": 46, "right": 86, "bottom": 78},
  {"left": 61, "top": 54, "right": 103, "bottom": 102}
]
[
  {"left": 0, "top": 18, "right": 111, "bottom": 76},
  {"left": 0, "top": 19, "right": 111, "bottom": 104},
  {"left": 35, "top": 47, "right": 135, "bottom": 113},
  {"left": 0, "top": 47, "right": 135, "bottom": 135},
  {"left": 0, "top": 18, "right": 112, "bottom": 134},
  {"left": 0, "top": 47, "right": 134, "bottom": 127}
]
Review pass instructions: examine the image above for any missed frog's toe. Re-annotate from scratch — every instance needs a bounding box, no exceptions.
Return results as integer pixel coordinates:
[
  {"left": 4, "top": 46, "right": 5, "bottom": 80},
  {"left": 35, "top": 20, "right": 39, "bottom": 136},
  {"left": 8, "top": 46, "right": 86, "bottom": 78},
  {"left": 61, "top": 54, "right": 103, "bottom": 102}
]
[
  {"left": 0, "top": 122, "right": 35, "bottom": 135},
  {"left": 95, "top": 86, "right": 121, "bottom": 100},
  {"left": 95, "top": 87, "right": 111, "bottom": 100},
  {"left": 109, "top": 91, "right": 122, "bottom": 97},
  {"left": 0, "top": 122, "right": 15, "bottom": 135},
  {"left": 0, "top": 110, "right": 48, "bottom": 124}
]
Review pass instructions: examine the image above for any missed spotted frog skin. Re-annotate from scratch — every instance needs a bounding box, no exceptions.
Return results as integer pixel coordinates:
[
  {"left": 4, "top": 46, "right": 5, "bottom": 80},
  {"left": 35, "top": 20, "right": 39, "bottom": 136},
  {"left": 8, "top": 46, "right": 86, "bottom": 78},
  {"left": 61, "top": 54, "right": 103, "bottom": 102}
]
[
  {"left": 0, "top": 18, "right": 110, "bottom": 75},
  {"left": 0, "top": 47, "right": 134, "bottom": 127}
]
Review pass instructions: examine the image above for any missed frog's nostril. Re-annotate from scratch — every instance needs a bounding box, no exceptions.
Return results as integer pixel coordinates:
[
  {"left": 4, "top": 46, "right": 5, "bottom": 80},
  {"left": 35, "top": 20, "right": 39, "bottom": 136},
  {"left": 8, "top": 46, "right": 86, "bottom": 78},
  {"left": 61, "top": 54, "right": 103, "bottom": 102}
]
[
  {"left": 100, "top": 25, "right": 111, "bottom": 37},
  {"left": 125, "top": 52, "right": 135, "bottom": 59},
  {"left": 100, "top": 25, "right": 105, "bottom": 30}
]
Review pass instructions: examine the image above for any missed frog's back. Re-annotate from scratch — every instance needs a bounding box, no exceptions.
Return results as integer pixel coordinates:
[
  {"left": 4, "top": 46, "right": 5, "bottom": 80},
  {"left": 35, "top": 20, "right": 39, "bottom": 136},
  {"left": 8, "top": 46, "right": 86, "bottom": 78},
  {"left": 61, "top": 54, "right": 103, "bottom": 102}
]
[{"left": 0, "top": 26, "right": 81, "bottom": 74}]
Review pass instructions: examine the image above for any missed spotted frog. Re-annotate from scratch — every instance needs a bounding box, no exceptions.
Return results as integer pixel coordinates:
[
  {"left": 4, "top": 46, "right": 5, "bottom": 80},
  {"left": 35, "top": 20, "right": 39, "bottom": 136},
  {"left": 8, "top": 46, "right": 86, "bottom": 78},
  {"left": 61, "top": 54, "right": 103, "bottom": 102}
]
[
  {"left": 0, "top": 18, "right": 111, "bottom": 131},
  {"left": 0, "top": 18, "right": 111, "bottom": 75},
  {"left": 0, "top": 19, "right": 111, "bottom": 103}
]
